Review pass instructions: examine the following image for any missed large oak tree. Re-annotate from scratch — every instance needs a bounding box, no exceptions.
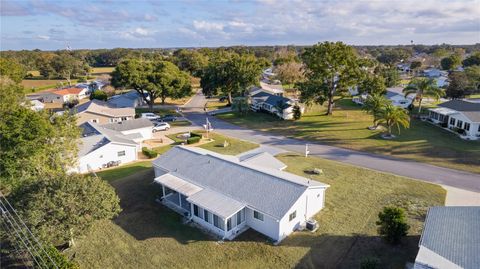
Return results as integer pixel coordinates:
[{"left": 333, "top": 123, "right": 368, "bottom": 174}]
[
  {"left": 112, "top": 59, "right": 192, "bottom": 110},
  {"left": 298, "top": 41, "right": 364, "bottom": 115}
]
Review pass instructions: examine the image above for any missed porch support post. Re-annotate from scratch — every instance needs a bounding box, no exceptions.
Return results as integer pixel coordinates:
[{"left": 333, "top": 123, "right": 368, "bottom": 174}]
[
  {"left": 224, "top": 217, "right": 228, "bottom": 237},
  {"left": 162, "top": 185, "right": 165, "bottom": 198},
  {"left": 179, "top": 193, "right": 182, "bottom": 208}
]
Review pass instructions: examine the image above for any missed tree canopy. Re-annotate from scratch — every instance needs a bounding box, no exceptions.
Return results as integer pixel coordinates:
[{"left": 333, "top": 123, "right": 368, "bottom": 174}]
[
  {"left": 0, "top": 81, "right": 80, "bottom": 191},
  {"left": 274, "top": 62, "right": 305, "bottom": 85},
  {"left": 172, "top": 49, "right": 209, "bottom": 77},
  {"left": 298, "top": 41, "right": 363, "bottom": 115},
  {"left": 200, "top": 51, "right": 263, "bottom": 104},
  {"left": 403, "top": 78, "right": 443, "bottom": 113},
  {"left": 376, "top": 206, "right": 410, "bottom": 244},
  {"left": 462, "top": 52, "right": 480, "bottom": 67},
  {"left": 10, "top": 173, "right": 121, "bottom": 246},
  {"left": 112, "top": 59, "right": 192, "bottom": 109},
  {"left": 0, "top": 58, "right": 26, "bottom": 83}
]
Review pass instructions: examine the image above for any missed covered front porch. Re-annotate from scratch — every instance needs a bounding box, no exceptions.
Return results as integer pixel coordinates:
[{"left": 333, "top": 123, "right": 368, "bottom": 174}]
[{"left": 154, "top": 173, "right": 249, "bottom": 240}]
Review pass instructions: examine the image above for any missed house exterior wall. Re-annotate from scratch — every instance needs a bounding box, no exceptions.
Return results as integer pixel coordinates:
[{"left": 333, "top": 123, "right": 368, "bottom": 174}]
[
  {"left": 245, "top": 207, "right": 280, "bottom": 241},
  {"left": 76, "top": 142, "right": 137, "bottom": 173},
  {"left": 305, "top": 187, "right": 327, "bottom": 219},
  {"left": 446, "top": 113, "right": 479, "bottom": 138}
]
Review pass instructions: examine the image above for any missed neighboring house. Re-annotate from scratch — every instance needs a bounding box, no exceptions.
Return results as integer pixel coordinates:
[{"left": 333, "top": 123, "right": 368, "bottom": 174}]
[
  {"left": 428, "top": 99, "right": 480, "bottom": 140},
  {"left": 28, "top": 99, "right": 45, "bottom": 111},
  {"left": 352, "top": 88, "right": 413, "bottom": 109},
  {"left": 397, "top": 63, "right": 411, "bottom": 73},
  {"left": 262, "top": 68, "right": 276, "bottom": 79},
  {"left": 107, "top": 90, "right": 146, "bottom": 108},
  {"left": 42, "top": 87, "right": 89, "bottom": 103},
  {"left": 436, "top": 76, "right": 449, "bottom": 88},
  {"left": 423, "top": 68, "right": 445, "bottom": 78},
  {"left": 152, "top": 146, "right": 329, "bottom": 243},
  {"left": 74, "top": 122, "right": 139, "bottom": 173},
  {"left": 74, "top": 99, "right": 135, "bottom": 125},
  {"left": 101, "top": 118, "right": 153, "bottom": 143},
  {"left": 414, "top": 206, "right": 480, "bottom": 269},
  {"left": 250, "top": 91, "right": 300, "bottom": 120}
]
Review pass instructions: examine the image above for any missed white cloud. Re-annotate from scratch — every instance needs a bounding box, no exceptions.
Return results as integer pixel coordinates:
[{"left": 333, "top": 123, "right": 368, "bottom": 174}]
[
  {"left": 36, "top": 35, "right": 50, "bottom": 40},
  {"left": 193, "top": 20, "right": 224, "bottom": 31},
  {"left": 118, "top": 27, "right": 154, "bottom": 40}
]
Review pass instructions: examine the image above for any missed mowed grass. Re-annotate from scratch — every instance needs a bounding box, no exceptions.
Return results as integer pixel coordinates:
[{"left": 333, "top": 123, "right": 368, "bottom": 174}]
[
  {"left": 91, "top": 67, "right": 115, "bottom": 75},
  {"left": 21, "top": 79, "right": 76, "bottom": 93},
  {"left": 68, "top": 153, "right": 445, "bottom": 269},
  {"left": 216, "top": 99, "right": 480, "bottom": 173},
  {"left": 95, "top": 161, "right": 152, "bottom": 181}
]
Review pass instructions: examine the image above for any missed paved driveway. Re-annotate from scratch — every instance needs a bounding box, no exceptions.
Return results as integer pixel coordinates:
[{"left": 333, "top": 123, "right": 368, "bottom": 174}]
[{"left": 181, "top": 91, "right": 480, "bottom": 192}]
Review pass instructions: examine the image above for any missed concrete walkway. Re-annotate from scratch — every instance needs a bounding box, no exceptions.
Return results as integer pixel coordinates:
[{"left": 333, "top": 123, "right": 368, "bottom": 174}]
[{"left": 181, "top": 91, "right": 480, "bottom": 193}]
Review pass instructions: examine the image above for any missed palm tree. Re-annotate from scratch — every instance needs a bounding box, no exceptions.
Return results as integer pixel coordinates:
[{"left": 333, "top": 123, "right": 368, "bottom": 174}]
[
  {"left": 362, "top": 94, "right": 390, "bottom": 129},
  {"left": 376, "top": 104, "right": 410, "bottom": 137},
  {"left": 403, "top": 78, "right": 443, "bottom": 113}
]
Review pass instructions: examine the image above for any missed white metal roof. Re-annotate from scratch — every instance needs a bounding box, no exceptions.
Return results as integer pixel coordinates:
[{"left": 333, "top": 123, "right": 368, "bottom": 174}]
[
  {"left": 154, "top": 173, "right": 203, "bottom": 196},
  {"left": 429, "top": 107, "right": 459, "bottom": 115},
  {"left": 187, "top": 189, "right": 245, "bottom": 219}
]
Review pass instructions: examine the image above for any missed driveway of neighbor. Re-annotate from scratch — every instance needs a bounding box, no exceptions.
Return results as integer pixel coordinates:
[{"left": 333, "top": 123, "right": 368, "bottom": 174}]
[
  {"left": 442, "top": 185, "right": 480, "bottom": 206},
  {"left": 180, "top": 91, "right": 480, "bottom": 193}
]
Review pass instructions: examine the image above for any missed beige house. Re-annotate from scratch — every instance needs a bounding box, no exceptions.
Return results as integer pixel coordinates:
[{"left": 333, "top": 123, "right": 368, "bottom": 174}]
[{"left": 74, "top": 100, "right": 135, "bottom": 125}]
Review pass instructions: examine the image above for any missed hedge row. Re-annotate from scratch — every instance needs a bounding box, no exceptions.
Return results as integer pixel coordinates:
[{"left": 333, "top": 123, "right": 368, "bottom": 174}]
[
  {"left": 187, "top": 136, "right": 201, "bottom": 144},
  {"left": 142, "top": 147, "right": 158, "bottom": 158}
]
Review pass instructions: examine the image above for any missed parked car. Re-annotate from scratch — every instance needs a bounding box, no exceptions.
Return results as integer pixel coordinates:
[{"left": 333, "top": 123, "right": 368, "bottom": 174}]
[
  {"left": 152, "top": 122, "right": 171, "bottom": 132},
  {"left": 141, "top": 112, "right": 161, "bottom": 121},
  {"left": 160, "top": 114, "right": 177, "bottom": 122}
]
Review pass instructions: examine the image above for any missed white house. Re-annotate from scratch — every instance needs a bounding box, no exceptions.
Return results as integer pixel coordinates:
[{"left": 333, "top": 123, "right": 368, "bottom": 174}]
[
  {"left": 152, "top": 146, "right": 329, "bottom": 243},
  {"left": 42, "top": 87, "right": 89, "bottom": 103},
  {"left": 107, "top": 90, "right": 147, "bottom": 108},
  {"left": 414, "top": 206, "right": 480, "bottom": 269},
  {"left": 352, "top": 88, "right": 413, "bottom": 109},
  {"left": 250, "top": 91, "right": 301, "bottom": 119},
  {"left": 259, "top": 81, "right": 284, "bottom": 96},
  {"left": 101, "top": 118, "right": 153, "bottom": 143},
  {"left": 74, "top": 122, "right": 139, "bottom": 173},
  {"left": 28, "top": 99, "right": 45, "bottom": 111},
  {"left": 423, "top": 68, "right": 446, "bottom": 78},
  {"left": 428, "top": 99, "right": 480, "bottom": 140}
]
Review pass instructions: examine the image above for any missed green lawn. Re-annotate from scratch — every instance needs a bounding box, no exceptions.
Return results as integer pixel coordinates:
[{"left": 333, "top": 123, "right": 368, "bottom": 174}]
[
  {"left": 68, "top": 153, "right": 445, "bottom": 268},
  {"left": 95, "top": 161, "right": 152, "bottom": 181},
  {"left": 217, "top": 99, "right": 480, "bottom": 173},
  {"left": 167, "top": 130, "right": 259, "bottom": 156},
  {"left": 169, "top": 120, "right": 192, "bottom": 127}
]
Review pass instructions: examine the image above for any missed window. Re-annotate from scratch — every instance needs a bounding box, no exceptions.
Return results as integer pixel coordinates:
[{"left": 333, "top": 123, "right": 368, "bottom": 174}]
[
  {"left": 193, "top": 205, "right": 199, "bottom": 217},
  {"left": 204, "top": 209, "right": 210, "bottom": 223},
  {"left": 227, "top": 218, "right": 232, "bottom": 231},
  {"left": 121, "top": 117, "right": 128, "bottom": 121},
  {"left": 464, "top": 122, "right": 470, "bottom": 131},
  {"left": 99, "top": 155, "right": 103, "bottom": 158},
  {"left": 439, "top": 114, "right": 444, "bottom": 122},
  {"left": 253, "top": 211, "right": 264, "bottom": 221},
  {"left": 117, "top": 151, "right": 126, "bottom": 157},
  {"left": 91, "top": 119, "right": 98, "bottom": 123},
  {"left": 478, "top": 125, "right": 480, "bottom": 132},
  {"left": 236, "top": 210, "right": 244, "bottom": 225},
  {"left": 213, "top": 214, "right": 224, "bottom": 230},
  {"left": 289, "top": 211, "right": 297, "bottom": 221},
  {"left": 450, "top": 118, "right": 456, "bottom": 125},
  {"left": 457, "top": 120, "right": 463, "bottom": 128}
]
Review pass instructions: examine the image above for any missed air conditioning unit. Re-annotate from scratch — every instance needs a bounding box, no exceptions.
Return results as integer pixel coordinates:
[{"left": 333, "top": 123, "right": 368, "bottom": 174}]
[{"left": 306, "top": 219, "right": 318, "bottom": 232}]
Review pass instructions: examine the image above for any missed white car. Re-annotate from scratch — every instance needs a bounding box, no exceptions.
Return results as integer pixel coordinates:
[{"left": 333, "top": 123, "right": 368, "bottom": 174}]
[
  {"left": 141, "top": 113, "right": 161, "bottom": 121},
  {"left": 152, "top": 122, "right": 170, "bottom": 132}
]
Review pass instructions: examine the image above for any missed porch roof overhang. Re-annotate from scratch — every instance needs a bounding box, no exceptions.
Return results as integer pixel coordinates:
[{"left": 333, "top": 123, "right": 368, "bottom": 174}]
[
  {"left": 187, "top": 189, "right": 245, "bottom": 219},
  {"left": 429, "top": 107, "right": 458, "bottom": 116},
  {"left": 154, "top": 173, "right": 203, "bottom": 196}
]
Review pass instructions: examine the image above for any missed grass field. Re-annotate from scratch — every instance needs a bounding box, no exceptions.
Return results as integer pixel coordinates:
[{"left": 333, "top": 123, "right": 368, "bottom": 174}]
[
  {"left": 91, "top": 67, "right": 115, "bottom": 75},
  {"left": 21, "top": 79, "right": 78, "bottom": 93},
  {"left": 95, "top": 161, "right": 152, "bottom": 181},
  {"left": 68, "top": 153, "right": 445, "bottom": 268},
  {"left": 217, "top": 99, "right": 480, "bottom": 173}
]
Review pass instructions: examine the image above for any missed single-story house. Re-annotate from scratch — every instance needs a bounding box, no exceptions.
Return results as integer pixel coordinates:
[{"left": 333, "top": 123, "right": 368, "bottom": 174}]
[
  {"left": 107, "top": 90, "right": 146, "bottom": 108},
  {"left": 101, "top": 118, "right": 153, "bottom": 143},
  {"left": 436, "top": 76, "right": 449, "bottom": 88},
  {"left": 74, "top": 99, "right": 135, "bottom": 125},
  {"left": 414, "top": 206, "right": 480, "bottom": 269},
  {"left": 352, "top": 88, "right": 413, "bottom": 109},
  {"left": 28, "top": 99, "right": 45, "bottom": 111},
  {"left": 42, "top": 87, "right": 89, "bottom": 103},
  {"left": 259, "top": 81, "right": 284, "bottom": 96},
  {"left": 152, "top": 146, "right": 329, "bottom": 243},
  {"left": 428, "top": 99, "right": 480, "bottom": 140},
  {"left": 250, "top": 91, "right": 301, "bottom": 120},
  {"left": 262, "top": 68, "right": 276, "bottom": 79},
  {"left": 423, "top": 68, "right": 446, "bottom": 78},
  {"left": 74, "top": 122, "right": 139, "bottom": 173}
]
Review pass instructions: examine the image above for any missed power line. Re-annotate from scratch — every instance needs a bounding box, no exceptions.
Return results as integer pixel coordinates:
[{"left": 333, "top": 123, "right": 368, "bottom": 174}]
[{"left": 0, "top": 194, "right": 59, "bottom": 269}]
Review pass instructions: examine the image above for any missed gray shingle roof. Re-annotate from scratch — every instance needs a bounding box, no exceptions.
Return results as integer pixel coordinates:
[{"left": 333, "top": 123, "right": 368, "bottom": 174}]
[
  {"left": 107, "top": 90, "right": 144, "bottom": 108},
  {"left": 438, "top": 100, "right": 480, "bottom": 122},
  {"left": 75, "top": 99, "right": 135, "bottom": 117},
  {"left": 78, "top": 122, "right": 138, "bottom": 157},
  {"left": 251, "top": 91, "right": 292, "bottom": 107},
  {"left": 420, "top": 206, "right": 480, "bottom": 269},
  {"left": 102, "top": 118, "right": 153, "bottom": 132},
  {"left": 153, "top": 146, "right": 328, "bottom": 220}
]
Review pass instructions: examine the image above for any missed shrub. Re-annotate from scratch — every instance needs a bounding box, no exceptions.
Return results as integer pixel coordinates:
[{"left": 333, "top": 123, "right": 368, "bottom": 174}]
[
  {"left": 187, "top": 136, "right": 201, "bottom": 144},
  {"left": 376, "top": 206, "right": 410, "bottom": 244},
  {"left": 36, "top": 244, "right": 80, "bottom": 269},
  {"left": 77, "top": 77, "right": 87, "bottom": 83},
  {"left": 293, "top": 105, "right": 302, "bottom": 120},
  {"left": 190, "top": 132, "right": 203, "bottom": 138},
  {"left": 90, "top": 90, "right": 108, "bottom": 101},
  {"left": 142, "top": 147, "right": 158, "bottom": 158}
]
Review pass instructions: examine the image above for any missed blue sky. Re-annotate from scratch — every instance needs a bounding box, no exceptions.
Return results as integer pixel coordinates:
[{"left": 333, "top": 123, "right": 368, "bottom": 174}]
[{"left": 1, "top": 0, "right": 479, "bottom": 50}]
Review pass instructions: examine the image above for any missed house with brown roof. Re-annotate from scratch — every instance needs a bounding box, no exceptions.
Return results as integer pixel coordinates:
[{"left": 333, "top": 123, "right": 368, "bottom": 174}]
[
  {"left": 42, "top": 87, "right": 89, "bottom": 104},
  {"left": 74, "top": 99, "right": 135, "bottom": 125}
]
